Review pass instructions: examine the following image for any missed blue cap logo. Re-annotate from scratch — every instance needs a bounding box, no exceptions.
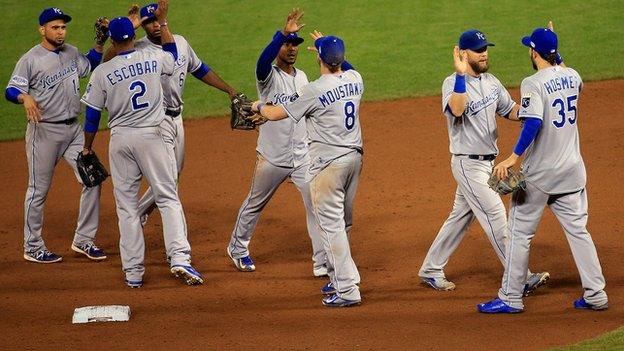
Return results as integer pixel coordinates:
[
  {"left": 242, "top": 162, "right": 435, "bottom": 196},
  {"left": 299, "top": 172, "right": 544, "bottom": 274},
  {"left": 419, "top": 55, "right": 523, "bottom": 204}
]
[
  {"left": 315, "top": 36, "right": 345, "bottom": 67},
  {"left": 140, "top": 3, "right": 158, "bottom": 23},
  {"left": 39, "top": 7, "right": 72, "bottom": 26},
  {"left": 459, "top": 29, "right": 495, "bottom": 51},
  {"left": 522, "top": 28, "right": 558, "bottom": 55},
  {"left": 108, "top": 17, "right": 135, "bottom": 42}
]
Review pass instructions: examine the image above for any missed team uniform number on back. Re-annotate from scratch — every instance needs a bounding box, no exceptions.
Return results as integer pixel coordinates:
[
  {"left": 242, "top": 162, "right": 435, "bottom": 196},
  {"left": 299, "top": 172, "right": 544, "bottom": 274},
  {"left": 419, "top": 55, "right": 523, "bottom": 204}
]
[
  {"left": 344, "top": 101, "right": 356, "bottom": 130},
  {"left": 129, "top": 80, "right": 149, "bottom": 111},
  {"left": 551, "top": 94, "right": 578, "bottom": 128}
]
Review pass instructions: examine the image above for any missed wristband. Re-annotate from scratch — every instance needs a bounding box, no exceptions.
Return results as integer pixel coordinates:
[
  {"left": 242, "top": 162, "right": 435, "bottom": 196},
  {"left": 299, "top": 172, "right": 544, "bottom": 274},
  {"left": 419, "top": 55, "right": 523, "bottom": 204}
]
[{"left": 453, "top": 74, "right": 466, "bottom": 93}]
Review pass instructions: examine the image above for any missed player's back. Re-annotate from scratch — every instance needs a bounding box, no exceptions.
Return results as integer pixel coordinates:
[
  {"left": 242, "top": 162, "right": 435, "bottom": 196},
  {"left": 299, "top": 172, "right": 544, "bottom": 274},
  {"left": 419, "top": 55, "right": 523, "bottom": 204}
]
[
  {"left": 520, "top": 66, "right": 585, "bottom": 194},
  {"left": 88, "top": 49, "right": 173, "bottom": 128}
]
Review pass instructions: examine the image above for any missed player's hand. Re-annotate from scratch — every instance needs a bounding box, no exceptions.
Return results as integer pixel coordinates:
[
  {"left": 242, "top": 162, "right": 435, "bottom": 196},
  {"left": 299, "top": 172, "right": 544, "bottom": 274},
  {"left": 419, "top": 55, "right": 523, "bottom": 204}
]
[
  {"left": 127, "top": 3, "right": 141, "bottom": 29},
  {"left": 453, "top": 46, "right": 468, "bottom": 76},
  {"left": 155, "top": 0, "right": 168, "bottom": 22},
  {"left": 493, "top": 154, "right": 519, "bottom": 180},
  {"left": 246, "top": 113, "right": 268, "bottom": 126},
  {"left": 547, "top": 20, "right": 554, "bottom": 31},
  {"left": 21, "top": 94, "right": 42, "bottom": 123},
  {"left": 306, "top": 30, "right": 324, "bottom": 53},
  {"left": 283, "top": 8, "right": 305, "bottom": 35}
]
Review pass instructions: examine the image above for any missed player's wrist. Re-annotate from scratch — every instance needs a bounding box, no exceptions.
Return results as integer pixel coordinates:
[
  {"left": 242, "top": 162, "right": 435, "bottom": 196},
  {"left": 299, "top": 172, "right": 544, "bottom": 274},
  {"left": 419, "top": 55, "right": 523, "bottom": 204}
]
[{"left": 453, "top": 74, "right": 466, "bottom": 93}]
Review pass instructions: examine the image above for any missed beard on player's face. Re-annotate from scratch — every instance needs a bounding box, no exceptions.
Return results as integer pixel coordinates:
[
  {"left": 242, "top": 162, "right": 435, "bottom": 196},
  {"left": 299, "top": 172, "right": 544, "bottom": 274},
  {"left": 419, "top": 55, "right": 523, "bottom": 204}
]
[
  {"left": 469, "top": 58, "right": 489, "bottom": 74},
  {"left": 42, "top": 22, "right": 66, "bottom": 48}
]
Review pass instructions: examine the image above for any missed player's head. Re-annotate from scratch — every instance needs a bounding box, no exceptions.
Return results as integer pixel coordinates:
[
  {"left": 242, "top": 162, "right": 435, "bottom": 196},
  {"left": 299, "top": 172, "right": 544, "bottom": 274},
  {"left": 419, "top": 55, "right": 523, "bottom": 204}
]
[
  {"left": 277, "top": 33, "right": 304, "bottom": 65},
  {"left": 459, "top": 29, "right": 494, "bottom": 74},
  {"left": 140, "top": 3, "right": 162, "bottom": 42},
  {"left": 109, "top": 17, "right": 136, "bottom": 46},
  {"left": 522, "top": 28, "right": 558, "bottom": 70},
  {"left": 314, "top": 36, "right": 345, "bottom": 73},
  {"left": 38, "top": 8, "right": 72, "bottom": 47}
]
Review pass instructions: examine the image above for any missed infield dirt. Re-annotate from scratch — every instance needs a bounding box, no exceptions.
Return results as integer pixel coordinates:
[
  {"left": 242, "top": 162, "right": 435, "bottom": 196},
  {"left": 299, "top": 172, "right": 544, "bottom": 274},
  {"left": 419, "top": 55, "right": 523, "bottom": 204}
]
[{"left": 1, "top": 80, "right": 622, "bottom": 350}]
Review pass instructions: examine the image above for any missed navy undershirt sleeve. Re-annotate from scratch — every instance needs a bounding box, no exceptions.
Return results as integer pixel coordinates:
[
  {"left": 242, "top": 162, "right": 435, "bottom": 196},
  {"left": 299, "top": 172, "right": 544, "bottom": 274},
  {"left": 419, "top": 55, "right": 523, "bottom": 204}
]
[
  {"left": 257, "top": 30, "right": 287, "bottom": 81},
  {"left": 341, "top": 60, "right": 354, "bottom": 71},
  {"left": 85, "top": 49, "right": 103, "bottom": 72},
  {"left": 162, "top": 43, "right": 178, "bottom": 61},
  {"left": 192, "top": 62, "right": 211, "bottom": 80},
  {"left": 5, "top": 87, "right": 22, "bottom": 104},
  {"left": 513, "top": 117, "right": 542, "bottom": 156},
  {"left": 84, "top": 106, "right": 102, "bottom": 133}
]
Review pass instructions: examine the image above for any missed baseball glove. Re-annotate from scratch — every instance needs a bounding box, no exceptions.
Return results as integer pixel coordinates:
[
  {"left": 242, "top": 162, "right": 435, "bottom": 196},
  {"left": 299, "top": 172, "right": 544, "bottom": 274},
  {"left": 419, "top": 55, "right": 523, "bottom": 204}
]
[
  {"left": 488, "top": 169, "right": 526, "bottom": 195},
  {"left": 94, "top": 17, "right": 110, "bottom": 46},
  {"left": 230, "top": 93, "right": 256, "bottom": 130},
  {"left": 76, "top": 151, "right": 110, "bottom": 188}
]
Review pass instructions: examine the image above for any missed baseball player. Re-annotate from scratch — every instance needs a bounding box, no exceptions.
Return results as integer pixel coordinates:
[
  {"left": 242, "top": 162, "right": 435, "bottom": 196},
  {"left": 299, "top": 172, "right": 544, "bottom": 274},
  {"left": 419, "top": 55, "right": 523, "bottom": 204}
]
[
  {"left": 478, "top": 26, "right": 608, "bottom": 313},
  {"left": 5, "top": 7, "right": 106, "bottom": 263},
  {"left": 418, "top": 29, "right": 549, "bottom": 294},
  {"left": 226, "top": 9, "right": 327, "bottom": 277},
  {"left": 130, "top": 3, "right": 239, "bottom": 227},
  {"left": 80, "top": 2, "right": 203, "bottom": 288},
  {"left": 248, "top": 31, "right": 363, "bottom": 307}
]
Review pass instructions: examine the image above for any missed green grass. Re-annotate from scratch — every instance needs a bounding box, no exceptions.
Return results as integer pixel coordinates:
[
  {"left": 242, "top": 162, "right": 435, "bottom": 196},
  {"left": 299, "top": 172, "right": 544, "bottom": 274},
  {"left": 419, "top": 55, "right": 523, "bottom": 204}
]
[
  {"left": 1, "top": 0, "right": 623, "bottom": 140},
  {"left": 550, "top": 327, "right": 624, "bottom": 350}
]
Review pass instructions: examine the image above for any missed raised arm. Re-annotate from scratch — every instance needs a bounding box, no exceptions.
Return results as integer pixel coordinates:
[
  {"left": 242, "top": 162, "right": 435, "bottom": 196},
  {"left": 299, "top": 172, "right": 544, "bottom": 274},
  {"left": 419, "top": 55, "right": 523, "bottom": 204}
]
[
  {"left": 447, "top": 46, "right": 468, "bottom": 118},
  {"left": 257, "top": 9, "right": 305, "bottom": 81}
]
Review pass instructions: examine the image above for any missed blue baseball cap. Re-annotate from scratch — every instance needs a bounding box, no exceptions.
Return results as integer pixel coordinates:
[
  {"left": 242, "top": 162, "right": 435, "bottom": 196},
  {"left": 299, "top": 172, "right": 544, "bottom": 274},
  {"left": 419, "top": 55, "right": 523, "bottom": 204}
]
[
  {"left": 108, "top": 17, "right": 135, "bottom": 42},
  {"left": 459, "top": 29, "right": 495, "bottom": 51},
  {"left": 522, "top": 28, "right": 558, "bottom": 55},
  {"left": 140, "top": 3, "right": 158, "bottom": 23},
  {"left": 315, "top": 36, "right": 345, "bottom": 67},
  {"left": 285, "top": 32, "right": 304, "bottom": 45},
  {"left": 39, "top": 7, "right": 72, "bottom": 25}
]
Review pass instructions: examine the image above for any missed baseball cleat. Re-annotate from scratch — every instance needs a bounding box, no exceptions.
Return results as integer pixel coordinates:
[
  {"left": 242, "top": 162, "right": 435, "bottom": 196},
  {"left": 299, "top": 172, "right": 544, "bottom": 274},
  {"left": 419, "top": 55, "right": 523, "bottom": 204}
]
[
  {"left": 23, "top": 249, "right": 62, "bottom": 263},
  {"left": 322, "top": 293, "right": 361, "bottom": 307},
  {"left": 573, "top": 297, "right": 608, "bottom": 311},
  {"left": 125, "top": 279, "right": 143, "bottom": 288},
  {"left": 71, "top": 243, "right": 107, "bottom": 261},
  {"left": 171, "top": 265, "right": 204, "bottom": 285},
  {"left": 523, "top": 271, "right": 550, "bottom": 297},
  {"left": 321, "top": 282, "right": 337, "bottom": 295},
  {"left": 314, "top": 266, "right": 329, "bottom": 277},
  {"left": 477, "top": 298, "right": 523, "bottom": 314},
  {"left": 226, "top": 246, "right": 255, "bottom": 272},
  {"left": 420, "top": 276, "right": 456, "bottom": 291}
]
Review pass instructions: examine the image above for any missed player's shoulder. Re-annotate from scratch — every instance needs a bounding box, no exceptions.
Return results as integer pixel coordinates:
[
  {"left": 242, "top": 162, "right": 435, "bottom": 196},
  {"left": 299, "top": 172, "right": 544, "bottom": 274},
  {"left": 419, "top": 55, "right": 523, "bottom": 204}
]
[
  {"left": 173, "top": 34, "right": 189, "bottom": 45},
  {"left": 344, "top": 69, "right": 362, "bottom": 81},
  {"left": 443, "top": 73, "right": 457, "bottom": 85},
  {"left": 481, "top": 72, "right": 503, "bottom": 84},
  {"left": 61, "top": 43, "right": 80, "bottom": 55},
  {"left": 520, "top": 73, "right": 542, "bottom": 89}
]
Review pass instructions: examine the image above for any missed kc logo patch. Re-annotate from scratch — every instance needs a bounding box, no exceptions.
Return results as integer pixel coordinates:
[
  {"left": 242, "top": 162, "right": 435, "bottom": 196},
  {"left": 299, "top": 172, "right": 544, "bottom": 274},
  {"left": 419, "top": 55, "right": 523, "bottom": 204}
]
[
  {"left": 476, "top": 32, "right": 485, "bottom": 40},
  {"left": 521, "top": 97, "right": 531, "bottom": 108}
]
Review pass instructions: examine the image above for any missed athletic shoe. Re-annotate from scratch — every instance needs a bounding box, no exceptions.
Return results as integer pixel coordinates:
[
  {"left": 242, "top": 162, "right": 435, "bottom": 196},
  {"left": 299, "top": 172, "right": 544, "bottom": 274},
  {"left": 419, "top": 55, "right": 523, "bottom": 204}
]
[
  {"left": 23, "top": 249, "right": 62, "bottom": 264},
  {"left": 71, "top": 243, "right": 107, "bottom": 261},
  {"left": 477, "top": 298, "right": 523, "bottom": 314},
  {"left": 171, "top": 265, "right": 204, "bottom": 285},
  {"left": 321, "top": 282, "right": 336, "bottom": 295},
  {"left": 314, "top": 266, "right": 329, "bottom": 277},
  {"left": 523, "top": 272, "right": 550, "bottom": 297},
  {"left": 420, "top": 276, "right": 456, "bottom": 291},
  {"left": 125, "top": 279, "right": 143, "bottom": 288},
  {"left": 226, "top": 246, "right": 255, "bottom": 272},
  {"left": 140, "top": 213, "right": 148, "bottom": 227},
  {"left": 573, "top": 297, "right": 608, "bottom": 311},
  {"left": 322, "top": 293, "right": 361, "bottom": 307}
]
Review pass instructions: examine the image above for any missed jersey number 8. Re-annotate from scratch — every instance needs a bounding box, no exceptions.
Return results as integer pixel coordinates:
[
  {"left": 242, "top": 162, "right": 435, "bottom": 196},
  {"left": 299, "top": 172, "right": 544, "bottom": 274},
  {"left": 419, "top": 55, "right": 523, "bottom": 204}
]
[{"left": 344, "top": 101, "right": 356, "bottom": 130}]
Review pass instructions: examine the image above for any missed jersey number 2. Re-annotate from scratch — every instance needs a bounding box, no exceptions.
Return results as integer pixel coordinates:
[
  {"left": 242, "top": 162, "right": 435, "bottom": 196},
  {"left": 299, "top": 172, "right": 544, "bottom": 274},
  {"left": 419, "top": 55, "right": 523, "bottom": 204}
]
[
  {"left": 344, "top": 101, "right": 356, "bottom": 130},
  {"left": 551, "top": 95, "right": 577, "bottom": 128},
  {"left": 129, "top": 80, "right": 149, "bottom": 111}
]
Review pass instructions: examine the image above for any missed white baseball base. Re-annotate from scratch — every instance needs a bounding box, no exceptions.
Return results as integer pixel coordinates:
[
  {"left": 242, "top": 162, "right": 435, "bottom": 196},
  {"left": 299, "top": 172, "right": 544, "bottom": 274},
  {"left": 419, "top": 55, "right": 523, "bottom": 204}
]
[{"left": 72, "top": 305, "right": 131, "bottom": 324}]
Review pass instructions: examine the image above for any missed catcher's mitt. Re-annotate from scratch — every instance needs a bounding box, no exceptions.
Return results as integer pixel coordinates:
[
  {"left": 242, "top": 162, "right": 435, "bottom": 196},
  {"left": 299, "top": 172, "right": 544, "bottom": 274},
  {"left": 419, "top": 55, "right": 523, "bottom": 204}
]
[
  {"left": 76, "top": 151, "right": 110, "bottom": 188},
  {"left": 488, "top": 169, "right": 526, "bottom": 195},
  {"left": 230, "top": 93, "right": 256, "bottom": 130},
  {"left": 94, "top": 17, "right": 110, "bottom": 46}
]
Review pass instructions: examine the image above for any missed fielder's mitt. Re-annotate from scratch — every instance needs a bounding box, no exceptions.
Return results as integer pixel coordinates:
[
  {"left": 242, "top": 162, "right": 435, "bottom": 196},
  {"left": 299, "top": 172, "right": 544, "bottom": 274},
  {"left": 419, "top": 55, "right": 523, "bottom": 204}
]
[
  {"left": 488, "top": 169, "right": 526, "bottom": 195},
  {"left": 230, "top": 93, "right": 256, "bottom": 130},
  {"left": 94, "top": 17, "right": 110, "bottom": 46},
  {"left": 76, "top": 151, "right": 109, "bottom": 187}
]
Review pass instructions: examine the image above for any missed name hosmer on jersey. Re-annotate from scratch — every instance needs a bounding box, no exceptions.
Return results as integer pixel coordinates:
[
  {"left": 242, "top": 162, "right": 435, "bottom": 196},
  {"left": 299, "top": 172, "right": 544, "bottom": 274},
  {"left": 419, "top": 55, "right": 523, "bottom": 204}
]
[
  {"left": 105, "top": 59, "right": 159, "bottom": 85},
  {"left": 318, "top": 81, "right": 364, "bottom": 107},
  {"left": 543, "top": 75, "right": 578, "bottom": 94}
]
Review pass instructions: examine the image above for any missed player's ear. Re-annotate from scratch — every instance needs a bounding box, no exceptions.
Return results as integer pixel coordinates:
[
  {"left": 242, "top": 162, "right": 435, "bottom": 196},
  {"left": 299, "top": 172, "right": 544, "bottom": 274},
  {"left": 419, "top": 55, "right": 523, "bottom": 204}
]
[{"left": 38, "top": 25, "right": 45, "bottom": 36}]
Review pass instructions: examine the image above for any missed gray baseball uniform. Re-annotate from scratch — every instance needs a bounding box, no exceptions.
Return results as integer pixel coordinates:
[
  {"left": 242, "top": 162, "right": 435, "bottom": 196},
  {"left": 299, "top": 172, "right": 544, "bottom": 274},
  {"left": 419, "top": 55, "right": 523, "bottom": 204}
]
[
  {"left": 228, "top": 65, "right": 327, "bottom": 275},
  {"left": 419, "top": 72, "right": 516, "bottom": 280},
  {"left": 134, "top": 35, "right": 203, "bottom": 218},
  {"left": 284, "top": 69, "right": 364, "bottom": 302},
  {"left": 7, "top": 44, "right": 101, "bottom": 255},
  {"left": 81, "top": 48, "right": 192, "bottom": 282},
  {"left": 498, "top": 66, "right": 607, "bottom": 309}
]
